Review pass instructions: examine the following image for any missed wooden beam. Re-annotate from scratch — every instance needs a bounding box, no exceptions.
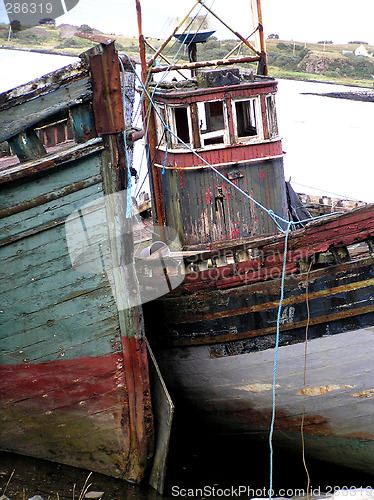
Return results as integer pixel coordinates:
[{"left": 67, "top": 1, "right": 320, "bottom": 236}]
[
  {"left": 144, "top": 39, "right": 187, "bottom": 80},
  {"left": 146, "top": 0, "right": 200, "bottom": 69},
  {"left": 0, "top": 77, "right": 92, "bottom": 143},
  {"left": 196, "top": 0, "right": 261, "bottom": 56},
  {"left": 0, "top": 138, "right": 104, "bottom": 184},
  {"left": 8, "top": 128, "right": 46, "bottom": 162},
  {"left": 150, "top": 55, "right": 261, "bottom": 74}
]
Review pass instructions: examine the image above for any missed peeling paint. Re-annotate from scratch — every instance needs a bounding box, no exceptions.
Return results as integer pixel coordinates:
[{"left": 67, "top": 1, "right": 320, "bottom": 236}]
[
  {"left": 299, "top": 385, "right": 353, "bottom": 396},
  {"left": 235, "top": 383, "right": 279, "bottom": 392},
  {"left": 351, "top": 389, "right": 374, "bottom": 398}
]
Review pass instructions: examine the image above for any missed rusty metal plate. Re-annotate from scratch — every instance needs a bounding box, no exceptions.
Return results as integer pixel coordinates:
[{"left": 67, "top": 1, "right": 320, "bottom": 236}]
[{"left": 90, "top": 42, "right": 125, "bottom": 135}]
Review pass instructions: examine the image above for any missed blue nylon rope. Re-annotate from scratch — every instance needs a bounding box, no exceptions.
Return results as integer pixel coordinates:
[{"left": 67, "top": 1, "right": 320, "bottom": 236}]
[
  {"left": 268, "top": 220, "right": 292, "bottom": 500},
  {"left": 162, "top": 128, "right": 171, "bottom": 174}
]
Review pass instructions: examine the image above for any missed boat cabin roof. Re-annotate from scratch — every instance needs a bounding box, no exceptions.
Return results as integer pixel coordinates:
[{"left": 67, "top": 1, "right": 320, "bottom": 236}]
[{"left": 149, "top": 69, "right": 277, "bottom": 103}]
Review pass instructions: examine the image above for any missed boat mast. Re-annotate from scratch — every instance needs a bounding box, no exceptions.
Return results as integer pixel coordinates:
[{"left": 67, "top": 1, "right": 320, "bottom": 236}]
[
  {"left": 135, "top": 0, "right": 166, "bottom": 233},
  {"left": 250, "top": 0, "right": 268, "bottom": 75}
]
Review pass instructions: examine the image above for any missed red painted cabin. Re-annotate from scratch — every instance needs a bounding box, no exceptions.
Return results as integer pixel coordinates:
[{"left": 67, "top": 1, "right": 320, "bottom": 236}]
[{"left": 149, "top": 68, "right": 288, "bottom": 248}]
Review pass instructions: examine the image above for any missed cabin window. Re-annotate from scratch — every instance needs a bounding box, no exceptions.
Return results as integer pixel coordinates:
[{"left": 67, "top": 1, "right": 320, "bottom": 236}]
[
  {"left": 197, "top": 100, "right": 226, "bottom": 146},
  {"left": 266, "top": 95, "right": 279, "bottom": 138},
  {"left": 155, "top": 104, "right": 167, "bottom": 145},
  {"left": 234, "top": 99, "right": 259, "bottom": 138},
  {"left": 168, "top": 105, "right": 192, "bottom": 148}
]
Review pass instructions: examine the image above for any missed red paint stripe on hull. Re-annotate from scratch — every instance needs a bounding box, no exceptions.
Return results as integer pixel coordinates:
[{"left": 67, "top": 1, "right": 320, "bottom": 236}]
[
  {"left": 0, "top": 337, "right": 153, "bottom": 483},
  {"left": 0, "top": 352, "right": 124, "bottom": 410}
]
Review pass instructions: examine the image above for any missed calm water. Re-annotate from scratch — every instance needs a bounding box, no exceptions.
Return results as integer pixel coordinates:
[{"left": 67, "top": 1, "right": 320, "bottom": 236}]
[
  {"left": 0, "top": 48, "right": 79, "bottom": 94},
  {"left": 276, "top": 79, "right": 374, "bottom": 203},
  {"left": 1, "top": 50, "right": 374, "bottom": 498}
]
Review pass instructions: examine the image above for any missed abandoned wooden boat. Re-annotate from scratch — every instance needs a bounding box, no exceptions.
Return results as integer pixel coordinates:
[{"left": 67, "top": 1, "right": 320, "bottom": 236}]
[
  {"left": 136, "top": 0, "right": 374, "bottom": 474},
  {"left": 0, "top": 40, "right": 173, "bottom": 492}
]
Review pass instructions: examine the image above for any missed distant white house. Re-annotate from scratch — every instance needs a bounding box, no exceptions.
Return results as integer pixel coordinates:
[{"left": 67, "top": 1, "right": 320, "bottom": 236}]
[{"left": 354, "top": 44, "right": 372, "bottom": 57}]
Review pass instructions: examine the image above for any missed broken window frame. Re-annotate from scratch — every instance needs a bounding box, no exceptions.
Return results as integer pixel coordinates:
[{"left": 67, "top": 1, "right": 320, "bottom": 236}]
[
  {"left": 155, "top": 104, "right": 167, "bottom": 146},
  {"left": 232, "top": 96, "right": 263, "bottom": 142},
  {"left": 266, "top": 94, "right": 279, "bottom": 139},
  {"left": 167, "top": 104, "right": 193, "bottom": 149},
  {"left": 197, "top": 99, "right": 229, "bottom": 148}
]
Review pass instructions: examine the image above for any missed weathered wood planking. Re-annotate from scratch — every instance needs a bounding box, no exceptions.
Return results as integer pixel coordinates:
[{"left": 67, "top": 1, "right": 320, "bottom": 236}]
[
  {"left": 0, "top": 144, "right": 130, "bottom": 477},
  {"left": 0, "top": 61, "right": 87, "bottom": 108},
  {"left": 0, "top": 145, "right": 117, "bottom": 359},
  {"left": 151, "top": 325, "right": 374, "bottom": 473},
  {"left": 0, "top": 77, "right": 92, "bottom": 144},
  {"left": 169, "top": 203, "right": 374, "bottom": 293},
  {"left": 0, "top": 42, "right": 155, "bottom": 486}
]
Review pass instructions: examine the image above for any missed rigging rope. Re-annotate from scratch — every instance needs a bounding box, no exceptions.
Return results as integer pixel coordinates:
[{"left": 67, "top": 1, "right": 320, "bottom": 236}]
[
  {"left": 151, "top": 0, "right": 209, "bottom": 88},
  {"left": 162, "top": 128, "right": 171, "bottom": 174},
  {"left": 301, "top": 260, "right": 313, "bottom": 500},
  {"left": 268, "top": 220, "right": 292, "bottom": 500}
]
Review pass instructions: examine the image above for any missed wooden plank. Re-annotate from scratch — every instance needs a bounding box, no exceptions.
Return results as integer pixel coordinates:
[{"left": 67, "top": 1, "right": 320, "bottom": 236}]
[
  {"left": 0, "top": 61, "right": 87, "bottom": 110},
  {"left": 8, "top": 128, "right": 47, "bottom": 162},
  {"left": 90, "top": 43, "right": 125, "bottom": 134},
  {"left": 69, "top": 103, "right": 96, "bottom": 143},
  {"left": 0, "top": 281, "right": 115, "bottom": 340},
  {"left": 0, "top": 147, "right": 103, "bottom": 209},
  {"left": 0, "top": 306, "right": 118, "bottom": 355},
  {"left": 147, "top": 340, "right": 174, "bottom": 495},
  {"left": 0, "top": 77, "right": 92, "bottom": 143},
  {"left": 0, "top": 175, "right": 102, "bottom": 218},
  {"left": 0, "top": 183, "right": 104, "bottom": 246},
  {"left": 0, "top": 138, "right": 104, "bottom": 184}
]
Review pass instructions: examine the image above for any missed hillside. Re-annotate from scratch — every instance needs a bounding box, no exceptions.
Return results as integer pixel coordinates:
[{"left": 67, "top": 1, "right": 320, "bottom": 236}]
[
  {"left": 265, "top": 38, "right": 374, "bottom": 87},
  {"left": 0, "top": 22, "right": 141, "bottom": 56},
  {"left": 1, "top": 23, "right": 374, "bottom": 88}
]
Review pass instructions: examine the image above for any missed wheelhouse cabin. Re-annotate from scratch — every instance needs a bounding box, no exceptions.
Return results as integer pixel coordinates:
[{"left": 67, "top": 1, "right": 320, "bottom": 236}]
[{"left": 149, "top": 68, "right": 288, "bottom": 248}]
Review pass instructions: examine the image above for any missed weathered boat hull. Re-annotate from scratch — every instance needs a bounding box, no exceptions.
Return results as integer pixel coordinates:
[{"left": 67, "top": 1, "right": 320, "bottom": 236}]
[
  {"left": 144, "top": 203, "right": 374, "bottom": 473},
  {"left": 152, "top": 325, "right": 374, "bottom": 473},
  {"left": 135, "top": 0, "right": 374, "bottom": 473},
  {"left": 0, "top": 340, "right": 150, "bottom": 478},
  {"left": 151, "top": 256, "right": 374, "bottom": 351},
  {"left": 0, "top": 42, "right": 157, "bottom": 485}
]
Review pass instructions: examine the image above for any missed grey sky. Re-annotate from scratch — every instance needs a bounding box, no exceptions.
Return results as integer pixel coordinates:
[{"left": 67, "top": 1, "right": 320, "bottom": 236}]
[{"left": 1, "top": 0, "right": 374, "bottom": 45}]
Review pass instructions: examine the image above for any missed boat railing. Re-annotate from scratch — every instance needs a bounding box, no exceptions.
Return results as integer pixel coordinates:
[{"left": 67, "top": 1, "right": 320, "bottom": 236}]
[
  {"left": 164, "top": 203, "right": 374, "bottom": 292},
  {"left": 134, "top": 202, "right": 374, "bottom": 297},
  {"left": 0, "top": 42, "right": 135, "bottom": 184}
]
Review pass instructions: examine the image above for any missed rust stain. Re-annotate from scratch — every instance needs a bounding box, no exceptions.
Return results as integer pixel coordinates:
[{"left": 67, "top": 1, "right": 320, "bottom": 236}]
[
  {"left": 299, "top": 385, "right": 353, "bottom": 396},
  {"left": 205, "top": 188, "right": 213, "bottom": 205},
  {"left": 220, "top": 406, "right": 331, "bottom": 436},
  {"left": 90, "top": 43, "right": 125, "bottom": 134}
]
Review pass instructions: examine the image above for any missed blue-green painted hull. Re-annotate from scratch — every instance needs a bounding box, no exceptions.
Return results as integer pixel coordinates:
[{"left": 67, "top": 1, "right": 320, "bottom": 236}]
[{"left": 0, "top": 42, "right": 155, "bottom": 485}]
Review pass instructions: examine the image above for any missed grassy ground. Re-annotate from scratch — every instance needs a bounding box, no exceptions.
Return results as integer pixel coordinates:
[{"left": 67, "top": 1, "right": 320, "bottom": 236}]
[{"left": 268, "top": 67, "right": 373, "bottom": 88}]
